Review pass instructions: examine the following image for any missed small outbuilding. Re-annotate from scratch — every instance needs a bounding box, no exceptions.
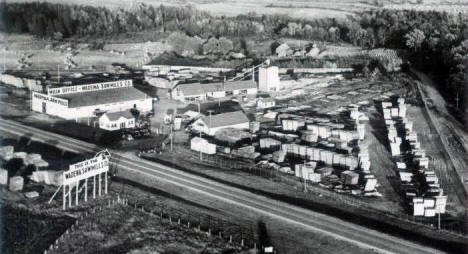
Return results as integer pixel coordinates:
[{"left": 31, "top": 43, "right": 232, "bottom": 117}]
[
  {"left": 99, "top": 111, "right": 135, "bottom": 131},
  {"left": 257, "top": 97, "right": 276, "bottom": 109}
]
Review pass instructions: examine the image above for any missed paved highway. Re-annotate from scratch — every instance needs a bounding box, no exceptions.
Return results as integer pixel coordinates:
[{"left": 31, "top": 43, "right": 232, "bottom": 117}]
[{"left": 0, "top": 119, "right": 445, "bottom": 254}]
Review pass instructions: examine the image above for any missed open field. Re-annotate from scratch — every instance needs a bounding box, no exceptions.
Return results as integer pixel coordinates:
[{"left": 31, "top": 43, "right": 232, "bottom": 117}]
[
  {"left": 54, "top": 203, "right": 244, "bottom": 254},
  {"left": 6, "top": 0, "right": 468, "bottom": 20},
  {"left": 0, "top": 33, "right": 172, "bottom": 72}
]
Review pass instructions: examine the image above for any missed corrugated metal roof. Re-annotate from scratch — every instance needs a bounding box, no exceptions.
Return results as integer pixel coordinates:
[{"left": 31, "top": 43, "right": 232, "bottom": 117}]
[
  {"left": 176, "top": 80, "right": 256, "bottom": 96},
  {"left": 56, "top": 87, "right": 148, "bottom": 108},
  {"left": 202, "top": 110, "right": 249, "bottom": 128}
]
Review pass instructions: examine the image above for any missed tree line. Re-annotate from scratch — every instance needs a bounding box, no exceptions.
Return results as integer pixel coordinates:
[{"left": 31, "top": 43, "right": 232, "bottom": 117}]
[
  {"left": 357, "top": 10, "right": 467, "bottom": 117},
  {"left": 0, "top": 2, "right": 466, "bottom": 118},
  {"left": 0, "top": 2, "right": 352, "bottom": 42}
]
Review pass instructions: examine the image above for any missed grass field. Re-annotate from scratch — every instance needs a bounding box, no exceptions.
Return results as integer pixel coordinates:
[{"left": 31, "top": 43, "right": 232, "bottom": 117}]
[{"left": 6, "top": 0, "right": 468, "bottom": 20}]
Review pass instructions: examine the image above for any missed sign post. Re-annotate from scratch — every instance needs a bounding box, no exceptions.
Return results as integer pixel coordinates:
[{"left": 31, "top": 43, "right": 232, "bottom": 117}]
[
  {"left": 93, "top": 175, "right": 96, "bottom": 199},
  {"left": 105, "top": 171, "right": 108, "bottom": 194},
  {"left": 84, "top": 179, "right": 88, "bottom": 202},
  {"left": 99, "top": 173, "right": 102, "bottom": 197},
  {"left": 75, "top": 180, "right": 79, "bottom": 206},
  {"left": 62, "top": 185, "right": 66, "bottom": 210}
]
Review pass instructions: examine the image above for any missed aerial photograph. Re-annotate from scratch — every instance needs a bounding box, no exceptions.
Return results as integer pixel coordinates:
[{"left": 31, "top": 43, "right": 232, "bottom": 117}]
[{"left": 0, "top": 0, "right": 466, "bottom": 253}]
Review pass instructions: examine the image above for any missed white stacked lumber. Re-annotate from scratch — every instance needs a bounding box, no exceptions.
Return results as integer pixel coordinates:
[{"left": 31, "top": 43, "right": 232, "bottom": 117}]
[{"left": 9, "top": 176, "right": 24, "bottom": 191}]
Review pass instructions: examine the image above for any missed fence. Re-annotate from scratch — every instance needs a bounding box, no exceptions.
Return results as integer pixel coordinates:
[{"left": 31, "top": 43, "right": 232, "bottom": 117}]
[
  {"left": 43, "top": 195, "right": 259, "bottom": 254},
  {"left": 128, "top": 196, "right": 258, "bottom": 250}
]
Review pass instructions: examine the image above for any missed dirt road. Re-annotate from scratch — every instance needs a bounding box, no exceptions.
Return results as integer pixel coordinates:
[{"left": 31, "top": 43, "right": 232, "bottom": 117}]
[{"left": 411, "top": 69, "right": 468, "bottom": 200}]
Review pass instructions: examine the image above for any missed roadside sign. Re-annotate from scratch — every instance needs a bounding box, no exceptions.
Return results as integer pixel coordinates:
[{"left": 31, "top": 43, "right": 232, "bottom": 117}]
[{"left": 63, "top": 155, "right": 109, "bottom": 185}]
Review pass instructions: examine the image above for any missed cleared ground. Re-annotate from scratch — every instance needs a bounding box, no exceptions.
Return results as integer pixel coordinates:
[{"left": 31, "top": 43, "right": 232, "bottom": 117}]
[{"left": 1, "top": 33, "right": 172, "bottom": 72}]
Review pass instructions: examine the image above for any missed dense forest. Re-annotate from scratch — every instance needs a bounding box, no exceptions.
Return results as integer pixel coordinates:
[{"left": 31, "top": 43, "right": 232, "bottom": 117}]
[{"left": 0, "top": 2, "right": 466, "bottom": 117}]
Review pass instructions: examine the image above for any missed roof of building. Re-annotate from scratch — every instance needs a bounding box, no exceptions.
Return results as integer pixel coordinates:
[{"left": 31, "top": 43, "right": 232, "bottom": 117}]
[
  {"left": 176, "top": 80, "right": 256, "bottom": 97},
  {"left": 258, "top": 97, "right": 275, "bottom": 102},
  {"left": 103, "top": 111, "right": 135, "bottom": 121},
  {"left": 55, "top": 87, "right": 148, "bottom": 108},
  {"left": 201, "top": 110, "right": 249, "bottom": 128}
]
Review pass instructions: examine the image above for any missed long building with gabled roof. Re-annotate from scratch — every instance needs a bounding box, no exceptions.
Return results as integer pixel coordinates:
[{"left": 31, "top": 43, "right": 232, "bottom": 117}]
[
  {"left": 191, "top": 110, "right": 250, "bottom": 135},
  {"left": 171, "top": 80, "right": 257, "bottom": 102},
  {"left": 31, "top": 79, "right": 153, "bottom": 120}
]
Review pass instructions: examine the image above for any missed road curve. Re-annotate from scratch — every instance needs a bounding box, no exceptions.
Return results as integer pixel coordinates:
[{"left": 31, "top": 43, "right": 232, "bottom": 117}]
[{"left": 0, "top": 119, "right": 444, "bottom": 254}]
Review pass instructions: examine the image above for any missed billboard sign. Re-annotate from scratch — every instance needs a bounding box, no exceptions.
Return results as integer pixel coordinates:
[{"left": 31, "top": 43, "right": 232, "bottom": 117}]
[
  {"left": 63, "top": 155, "right": 109, "bottom": 185},
  {"left": 32, "top": 92, "right": 69, "bottom": 107},
  {"left": 48, "top": 79, "right": 133, "bottom": 95}
]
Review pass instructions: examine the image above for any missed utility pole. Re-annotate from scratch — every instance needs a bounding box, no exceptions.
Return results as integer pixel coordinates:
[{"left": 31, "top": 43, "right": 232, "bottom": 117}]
[
  {"left": 2, "top": 48, "right": 5, "bottom": 73},
  {"left": 303, "top": 159, "right": 307, "bottom": 193},
  {"left": 199, "top": 132, "right": 203, "bottom": 161},
  {"left": 170, "top": 123, "right": 173, "bottom": 151},
  {"left": 437, "top": 202, "right": 441, "bottom": 230},
  {"left": 57, "top": 64, "right": 61, "bottom": 84}
]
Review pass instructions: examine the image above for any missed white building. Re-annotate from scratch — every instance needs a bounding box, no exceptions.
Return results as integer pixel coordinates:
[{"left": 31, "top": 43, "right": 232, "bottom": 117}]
[
  {"left": 31, "top": 80, "right": 153, "bottom": 120},
  {"left": 257, "top": 97, "right": 276, "bottom": 109},
  {"left": 275, "top": 43, "right": 292, "bottom": 57},
  {"left": 171, "top": 80, "right": 257, "bottom": 102},
  {"left": 191, "top": 111, "right": 250, "bottom": 136},
  {"left": 99, "top": 111, "right": 135, "bottom": 131},
  {"left": 258, "top": 66, "right": 280, "bottom": 92}
]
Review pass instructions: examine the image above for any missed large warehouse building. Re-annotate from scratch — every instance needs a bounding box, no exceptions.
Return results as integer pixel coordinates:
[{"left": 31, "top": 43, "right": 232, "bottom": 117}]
[{"left": 31, "top": 80, "right": 153, "bottom": 120}]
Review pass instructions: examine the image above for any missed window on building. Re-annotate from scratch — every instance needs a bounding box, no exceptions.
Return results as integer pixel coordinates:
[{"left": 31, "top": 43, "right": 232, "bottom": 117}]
[{"left": 120, "top": 122, "right": 126, "bottom": 129}]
